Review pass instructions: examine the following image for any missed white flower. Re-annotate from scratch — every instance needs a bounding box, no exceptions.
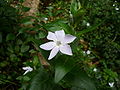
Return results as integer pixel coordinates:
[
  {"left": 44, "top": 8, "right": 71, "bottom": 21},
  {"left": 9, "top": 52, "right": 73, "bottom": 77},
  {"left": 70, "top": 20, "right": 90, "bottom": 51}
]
[
  {"left": 83, "top": 51, "right": 86, "bottom": 54},
  {"left": 44, "top": 18, "right": 48, "bottom": 21},
  {"left": 86, "top": 50, "right": 91, "bottom": 54},
  {"left": 83, "top": 50, "right": 91, "bottom": 55},
  {"left": 22, "top": 66, "right": 33, "bottom": 75},
  {"left": 93, "top": 68, "right": 97, "bottom": 72},
  {"left": 86, "top": 23, "right": 90, "bottom": 27},
  {"left": 40, "top": 30, "right": 76, "bottom": 60},
  {"left": 109, "top": 82, "right": 114, "bottom": 87},
  {"left": 113, "top": 4, "right": 115, "bottom": 7},
  {"left": 115, "top": 7, "right": 119, "bottom": 10}
]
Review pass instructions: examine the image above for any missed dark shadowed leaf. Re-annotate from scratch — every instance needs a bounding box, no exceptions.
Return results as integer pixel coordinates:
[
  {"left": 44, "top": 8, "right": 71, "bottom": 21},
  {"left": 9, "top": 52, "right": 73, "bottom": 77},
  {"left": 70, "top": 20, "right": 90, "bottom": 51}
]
[
  {"left": 6, "top": 33, "right": 15, "bottom": 41},
  {"left": 29, "top": 68, "right": 62, "bottom": 90},
  {"left": 55, "top": 56, "right": 76, "bottom": 83},
  {"left": 21, "top": 44, "right": 30, "bottom": 53},
  {"left": 64, "top": 67, "right": 96, "bottom": 90}
]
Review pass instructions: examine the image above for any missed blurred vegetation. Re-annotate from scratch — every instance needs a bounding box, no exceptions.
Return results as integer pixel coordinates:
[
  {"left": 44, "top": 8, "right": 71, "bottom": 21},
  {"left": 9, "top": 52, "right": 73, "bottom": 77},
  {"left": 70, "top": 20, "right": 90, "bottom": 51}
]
[{"left": 0, "top": 0, "right": 120, "bottom": 90}]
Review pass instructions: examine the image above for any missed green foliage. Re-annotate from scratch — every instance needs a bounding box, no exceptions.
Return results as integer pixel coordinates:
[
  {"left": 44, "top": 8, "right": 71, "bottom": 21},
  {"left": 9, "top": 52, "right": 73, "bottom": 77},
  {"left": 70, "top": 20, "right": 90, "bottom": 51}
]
[
  {"left": 0, "top": 0, "right": 120, "bottom": 89},
  {"left": 64, "top": 68, "right": 96, "bottom": 90},
  {"left": 28, "top": 68, "right": 62, "bottom": 90},
  {"left": 0, "top": 0, "right": 17, "bottom": 33}
]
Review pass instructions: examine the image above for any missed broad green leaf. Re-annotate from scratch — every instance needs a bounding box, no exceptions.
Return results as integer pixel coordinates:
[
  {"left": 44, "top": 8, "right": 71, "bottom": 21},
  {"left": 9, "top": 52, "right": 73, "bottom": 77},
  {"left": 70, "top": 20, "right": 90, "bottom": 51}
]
[
  {"left": 55, "top": 56, "right": 75, "bottom": 83},
  {"left": 57, "top": 23, "right": 74, "bottom": 34},
  {"left": 23, "top": 76, "right": 31, "bottom": 81},
  {"left": 43, "top": 19, "right": 67, "bottom": 32},
  {"left": 29, "top": 68, "right": 62, "bottom": 90},
  {"left": 43, "top": 24, "right": 62, "bottom": 32},
  {"left": 23, "top": 21, "right": 34, "bottom": 25},
  {"left": 6, "top": 33, "right": 15, "bottom": 41},
  {"left": 43, "top": 19, "right": 73, "bottom": 34},
  {"left": 64, "top": 67, "right": 96, "bottom": 90},
  {"left": 20, "top": 16, "right": 35, "bottom": 25},
  {"left": 21, "top": 44, "right": 30, "bottom": 53}
]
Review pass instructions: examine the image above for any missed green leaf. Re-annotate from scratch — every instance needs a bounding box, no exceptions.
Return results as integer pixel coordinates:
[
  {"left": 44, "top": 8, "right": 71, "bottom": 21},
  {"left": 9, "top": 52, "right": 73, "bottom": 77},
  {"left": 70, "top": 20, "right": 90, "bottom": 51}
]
[
  {"left": 55, "top": 56, "right": 75, "bottom": 83},
  {"left": 21, "top": 44, "right": 30, "bottom": 53},
  {"left": 43, "top": 23, "right": 62, "bottom": 32},
  {"left": 57, "top": 23, "right": 74, "bottom": 34},
  {"left": 38, "top": 31, "right": 46, "bottom": 39},
  {"left": 73, "top": 9, "right": 86, "bottom": 25},
  {"left": 23, "top": 76, "right": 31, "bottom": 81},
  {"left": 29, "top": 68, "right": 62, "bottom": 90},
  {"left": 43, "top": 19, "right": 74, "bottom": 34},
  {"left": 33, "top": 55, "right": 39, "bottom": 66},
  {"left": 6, "top": 33, "right": 15, "bottom": 41},
  {"left": 23, "top": 21, "right": 34, "bottom": 25},
  {"left": 70, "top": 0, "right": 81, "bottom": 15},
  {"left": 77, "top": 20, "right": 105, "bottom": 36},
  {"left": 22, "top": 6, "right": 30, "bottom": 12},
  {"left": 15, "top": 45, "right": 20, "bottom": 52},
  {"left": 64, "top": 67, "right": 96, "bottom": 90},
  {"left": 19, "top": 0, "right": 25, "bottom": 3},
  {"left": 70, "top": 0, "right": 78, "bottom": 15}
]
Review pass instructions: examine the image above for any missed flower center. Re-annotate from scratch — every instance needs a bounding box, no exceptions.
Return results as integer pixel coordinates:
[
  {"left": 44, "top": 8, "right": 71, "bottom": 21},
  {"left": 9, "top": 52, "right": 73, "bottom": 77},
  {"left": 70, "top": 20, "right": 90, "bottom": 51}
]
[{"left": 56, "top": 41, "right": 62, "bottom": 46}]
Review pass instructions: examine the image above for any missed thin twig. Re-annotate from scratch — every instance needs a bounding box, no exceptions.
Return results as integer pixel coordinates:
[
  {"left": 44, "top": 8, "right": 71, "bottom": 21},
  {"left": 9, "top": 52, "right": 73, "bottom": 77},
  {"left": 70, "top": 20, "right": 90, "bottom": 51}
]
[{"left": 32, "top": 43, "right": 50, "bottom": 68}]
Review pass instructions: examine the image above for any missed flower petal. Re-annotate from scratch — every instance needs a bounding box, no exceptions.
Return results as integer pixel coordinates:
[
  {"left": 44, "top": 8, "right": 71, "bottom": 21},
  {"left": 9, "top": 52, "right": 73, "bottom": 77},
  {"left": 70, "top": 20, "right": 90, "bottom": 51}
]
[
  {"left": 60, "top": 44, "right": 73, "bottom": 55},
  {"left": 47, "top": 32, "right": 57, "bottom": 41},
  {"left": 55, "top": 30, "right": 65, "bottom": 41},
  {"left": 40, "top": 42, "right": 55, "bottom": 50},
  {"left": 23, "top": 70, "right": 29, "bottom": 75},
  {"left": 22, "top": 66, "right": 31, "bottom": 70},
  {"left": 48, "top": 46, "right": 59, "bottom": 60},
  {"left": 64, "top": 34, "right": 76, "bottom": 43}
]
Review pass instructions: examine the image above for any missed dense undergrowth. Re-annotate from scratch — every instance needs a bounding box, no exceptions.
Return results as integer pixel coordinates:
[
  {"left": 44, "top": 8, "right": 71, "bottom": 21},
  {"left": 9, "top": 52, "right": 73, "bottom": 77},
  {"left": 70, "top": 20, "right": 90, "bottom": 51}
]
[{"left": 0, "top": 0, "right": 120, "bottom": 90}]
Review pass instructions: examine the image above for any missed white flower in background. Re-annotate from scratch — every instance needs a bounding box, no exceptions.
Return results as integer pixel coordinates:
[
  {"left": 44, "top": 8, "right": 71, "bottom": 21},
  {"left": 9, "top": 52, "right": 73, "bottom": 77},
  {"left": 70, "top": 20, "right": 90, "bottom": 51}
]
[
  {"left": 86, "top": 50, "right": 91, "bottom": 54},
  {"left": 22, "top": 66, "right": 33, "bottom": 75},
  {"left": 113, "top": 4, "right": 115, "bottom": 6},
  {"left": 83, "top": 51, "right": 86, "bottom": 54},
  {"left": 86, "top": 22, "right": 90, "bottom": 27},
  {"left": 109, "top": 82, "right": 114, "bottom": 87},
  {"left": 40, "top": 30, "right": 76, "bottom": 60},
  {"left": 93, "top": 68, "right": 97, "bottom": 72},
  {"left": 83, "top": 50, "right": 91, "bottom": 55},
  {"left": 44, "top": 18, "right": 48, "bottom": 21},
  {"left": 115, "top": 7, "right": 119, "bottom": 11}
]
